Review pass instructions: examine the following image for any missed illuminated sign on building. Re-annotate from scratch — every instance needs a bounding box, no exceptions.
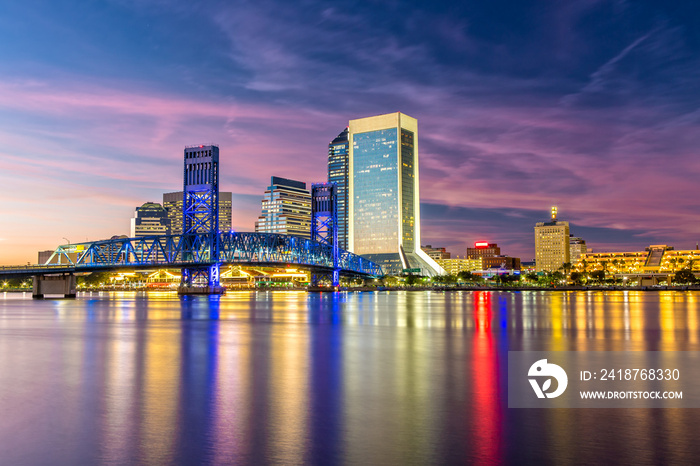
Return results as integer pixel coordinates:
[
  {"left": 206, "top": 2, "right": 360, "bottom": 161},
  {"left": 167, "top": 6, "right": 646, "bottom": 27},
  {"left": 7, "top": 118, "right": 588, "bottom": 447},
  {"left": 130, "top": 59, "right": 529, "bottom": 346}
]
[{"left": 475, "top": 241, "right": 489, "bottom": 248}]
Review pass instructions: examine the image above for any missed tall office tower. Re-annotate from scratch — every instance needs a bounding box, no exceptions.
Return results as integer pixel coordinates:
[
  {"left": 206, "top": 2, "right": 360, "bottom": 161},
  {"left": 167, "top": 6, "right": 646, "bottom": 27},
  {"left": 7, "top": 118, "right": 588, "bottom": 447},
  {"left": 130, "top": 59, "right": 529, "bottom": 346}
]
[
  {"left": 534, "top": 206, "right": 570, "bottom": 272},
  {"left": 348, "top": 112, "right": 443, "bottom": 276},
  {"left": 130, "top": 202, "right": 171, "bottom": 237},
  {"left": 255, "top": 176, "right": 312, "bottom": 238},
  {"left": 328, "top": 128, "right": 349, "bottom": 250},
  {"left": 163, "top": 191, "right": 232, "bottom": 234},
  {"left": 569, "top": 235, "right": 587, "bottom": 263}
]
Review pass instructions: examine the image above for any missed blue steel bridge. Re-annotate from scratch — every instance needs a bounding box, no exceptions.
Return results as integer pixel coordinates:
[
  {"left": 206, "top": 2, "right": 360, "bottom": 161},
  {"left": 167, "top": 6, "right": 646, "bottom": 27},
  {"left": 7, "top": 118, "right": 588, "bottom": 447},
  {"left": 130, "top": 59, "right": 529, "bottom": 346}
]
[{"left": 0, "top": 231, "right": 382, "bottom": 278}]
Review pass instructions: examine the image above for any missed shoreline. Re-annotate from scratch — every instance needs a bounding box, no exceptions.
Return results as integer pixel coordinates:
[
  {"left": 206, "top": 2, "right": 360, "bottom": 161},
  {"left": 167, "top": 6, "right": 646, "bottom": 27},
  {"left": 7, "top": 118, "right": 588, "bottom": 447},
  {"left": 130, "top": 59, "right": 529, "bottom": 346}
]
[
  {"left": 349, "top": 285, "right": 700, "bottom": 292},
  {"left": 5, "top": 284, "right": 700, "bottom": 295}
]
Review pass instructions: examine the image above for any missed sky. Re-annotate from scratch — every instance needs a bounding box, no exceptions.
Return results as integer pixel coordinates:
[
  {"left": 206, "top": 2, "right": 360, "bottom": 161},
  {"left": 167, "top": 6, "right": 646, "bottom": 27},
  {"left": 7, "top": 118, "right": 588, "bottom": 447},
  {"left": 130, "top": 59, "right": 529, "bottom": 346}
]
[{"left": 1, "top": 0, "right": 699, "bottom": 265}]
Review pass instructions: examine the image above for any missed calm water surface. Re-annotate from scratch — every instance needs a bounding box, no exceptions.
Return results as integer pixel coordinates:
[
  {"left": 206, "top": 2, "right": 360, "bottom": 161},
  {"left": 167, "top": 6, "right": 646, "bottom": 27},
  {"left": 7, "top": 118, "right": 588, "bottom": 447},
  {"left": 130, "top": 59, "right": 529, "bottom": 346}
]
[{"left": 0, "top": 290, "right": 699, "bottom": 465}]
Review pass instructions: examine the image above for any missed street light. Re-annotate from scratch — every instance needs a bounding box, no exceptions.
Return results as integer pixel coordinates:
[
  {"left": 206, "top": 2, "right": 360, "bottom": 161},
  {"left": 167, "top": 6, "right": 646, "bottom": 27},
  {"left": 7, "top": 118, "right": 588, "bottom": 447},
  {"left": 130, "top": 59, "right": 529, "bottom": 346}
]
[{"left": 63, "top": 237, "right": 70, "bottom": 245}]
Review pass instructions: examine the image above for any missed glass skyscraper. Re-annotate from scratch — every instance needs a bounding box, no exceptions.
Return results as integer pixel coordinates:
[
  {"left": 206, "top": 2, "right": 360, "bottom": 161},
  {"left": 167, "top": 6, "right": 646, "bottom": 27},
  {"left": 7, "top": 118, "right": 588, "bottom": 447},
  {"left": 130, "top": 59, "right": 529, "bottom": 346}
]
[
  {"left": 348, "top": 112, "right": 443, "bottom": 276},
  {"left": 327, "top": 128, "right": 349, "bottom": 250}
]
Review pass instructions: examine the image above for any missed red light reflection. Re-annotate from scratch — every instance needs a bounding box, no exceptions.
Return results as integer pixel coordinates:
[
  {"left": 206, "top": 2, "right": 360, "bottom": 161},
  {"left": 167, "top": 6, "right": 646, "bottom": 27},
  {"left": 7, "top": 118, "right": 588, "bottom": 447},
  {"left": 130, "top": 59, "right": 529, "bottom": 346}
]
[{"left": 471, "top": 291, "right": 502, "bottom": 462}]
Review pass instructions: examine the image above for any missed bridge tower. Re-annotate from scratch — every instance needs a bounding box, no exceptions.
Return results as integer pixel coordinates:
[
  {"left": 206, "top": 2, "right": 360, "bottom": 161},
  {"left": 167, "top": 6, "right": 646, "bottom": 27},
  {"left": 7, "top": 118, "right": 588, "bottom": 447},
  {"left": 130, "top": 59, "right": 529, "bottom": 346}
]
[
  {"left": 310, "top": 182, "right": 340, "bottom": 287},
  {"left": 179, "top": 144, "right": 224, "bottom": 294}
]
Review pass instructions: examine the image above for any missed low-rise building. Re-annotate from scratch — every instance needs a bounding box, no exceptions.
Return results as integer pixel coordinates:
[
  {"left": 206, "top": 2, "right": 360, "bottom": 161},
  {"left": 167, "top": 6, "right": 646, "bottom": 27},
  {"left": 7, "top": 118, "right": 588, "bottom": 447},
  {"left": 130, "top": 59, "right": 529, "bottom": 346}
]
[
  {"left": 466, "top": 241, "right": 500, "bottom": 260},
  {"left": 573, "top": 245, "right": 700, "bottom": 285},
  {"left": 421, "top": 245, "right": 451, "bottom": 260},
  {"left": 569, "top": 235, "right": 587, "bottom": 263},
  {"left": 483, "top": 256, "right": 521, "bottom": 270},
  {"left": 520, "top": 261, "right": 536, "bottom": 273},
  {"left": 435, "top": 258, "right": 482, "bottom": 275}
]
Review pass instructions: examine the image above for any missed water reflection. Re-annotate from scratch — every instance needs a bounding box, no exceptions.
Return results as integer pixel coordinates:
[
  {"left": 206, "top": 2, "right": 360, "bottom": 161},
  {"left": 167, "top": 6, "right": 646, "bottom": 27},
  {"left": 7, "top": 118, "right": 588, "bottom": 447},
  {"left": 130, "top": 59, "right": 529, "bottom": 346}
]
[
  {"left": 471, "top": 291, "right": 503, "bottom": 463},
  {"left": 0, "top": 291, "right": 700, "bottom": 463}
]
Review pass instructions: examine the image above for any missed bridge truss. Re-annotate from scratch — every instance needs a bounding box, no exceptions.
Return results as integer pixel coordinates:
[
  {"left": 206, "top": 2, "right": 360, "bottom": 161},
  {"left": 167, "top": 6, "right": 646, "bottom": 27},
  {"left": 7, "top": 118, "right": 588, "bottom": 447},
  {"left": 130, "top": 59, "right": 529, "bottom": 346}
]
[
  {"left": 34, "top": 232, "right": 382, "bottom": 277},
  {"left": 311, "top": 182, "right": 339, "bottom": 286},
  {"left": 182, "top": 144, "right": 220, "bottom": 288}
]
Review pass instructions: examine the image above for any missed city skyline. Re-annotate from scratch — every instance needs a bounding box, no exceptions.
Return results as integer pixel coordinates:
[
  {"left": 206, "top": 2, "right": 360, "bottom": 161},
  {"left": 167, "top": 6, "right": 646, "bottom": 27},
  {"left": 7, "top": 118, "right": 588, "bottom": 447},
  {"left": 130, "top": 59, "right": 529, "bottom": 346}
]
[{"left": 2, "top": 1, "right": 700, "bottom": 265}]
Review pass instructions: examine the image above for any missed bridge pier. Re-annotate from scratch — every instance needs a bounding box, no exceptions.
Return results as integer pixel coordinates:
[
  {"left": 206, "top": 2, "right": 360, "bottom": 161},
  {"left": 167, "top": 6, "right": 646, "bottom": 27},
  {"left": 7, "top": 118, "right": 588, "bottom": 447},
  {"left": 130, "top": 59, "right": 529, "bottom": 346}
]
[
  {"left": 308, "top": 270, "right": 340, "bottom": 292},
  {"left": 178, "top": 264, "right": 225, "bottom": 295},
  {"left": 32, "top": 273, "right": 76, "bottom": 299}
]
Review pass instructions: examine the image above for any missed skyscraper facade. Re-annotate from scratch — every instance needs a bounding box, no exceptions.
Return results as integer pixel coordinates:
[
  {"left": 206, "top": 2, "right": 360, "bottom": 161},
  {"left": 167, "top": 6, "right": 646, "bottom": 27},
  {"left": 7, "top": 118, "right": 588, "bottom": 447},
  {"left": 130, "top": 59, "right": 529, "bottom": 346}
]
[
  {"left": 163, "top": 191, "right": 232, "bottom": 234},
  {"left": 130, "top": 202, "right": 171, "bottom": 237},
  {"left": 219, "top": 192, "right": 232, "bottom": 232},
  {"left": 328, "top": 128, "right": 349, "bottom": 250},
  {"left": 162, "top": 192, "right": 183, "bottom": 235},
  {"left": 534, "top": 207, "right": 570, "bottom": 272},
  {"left": 348, "top": 112, "right": 443, "bottom": 276},
  {"left": 255, "top": 176, "right": 311, "bottom": 238}
]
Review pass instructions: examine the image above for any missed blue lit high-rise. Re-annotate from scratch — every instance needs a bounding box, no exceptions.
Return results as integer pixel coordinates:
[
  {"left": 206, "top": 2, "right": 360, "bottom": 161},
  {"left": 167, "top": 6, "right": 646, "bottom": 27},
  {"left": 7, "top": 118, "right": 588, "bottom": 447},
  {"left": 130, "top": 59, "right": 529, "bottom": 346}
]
[{"left": 328, "top": 128, "right": 349, "bottom": 250}]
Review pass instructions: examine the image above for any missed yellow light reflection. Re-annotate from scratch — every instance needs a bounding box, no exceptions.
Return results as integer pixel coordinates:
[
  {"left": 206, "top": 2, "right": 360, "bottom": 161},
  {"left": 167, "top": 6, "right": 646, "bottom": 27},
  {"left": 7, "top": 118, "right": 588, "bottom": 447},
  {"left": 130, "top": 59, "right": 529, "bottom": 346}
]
[
  {"left": 140, "top": 325, "right": 180, "bottom": 463},
  {"left": 269, "top": 315, "right": 309, "bottom": 463}
]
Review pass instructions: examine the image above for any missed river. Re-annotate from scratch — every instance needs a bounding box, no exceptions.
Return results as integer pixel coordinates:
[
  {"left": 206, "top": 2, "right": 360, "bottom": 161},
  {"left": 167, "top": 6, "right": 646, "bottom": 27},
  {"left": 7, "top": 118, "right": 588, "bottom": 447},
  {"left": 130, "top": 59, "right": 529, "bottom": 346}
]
[{"left": 0, "top": 290, "right": 698, "bottom": 464}]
